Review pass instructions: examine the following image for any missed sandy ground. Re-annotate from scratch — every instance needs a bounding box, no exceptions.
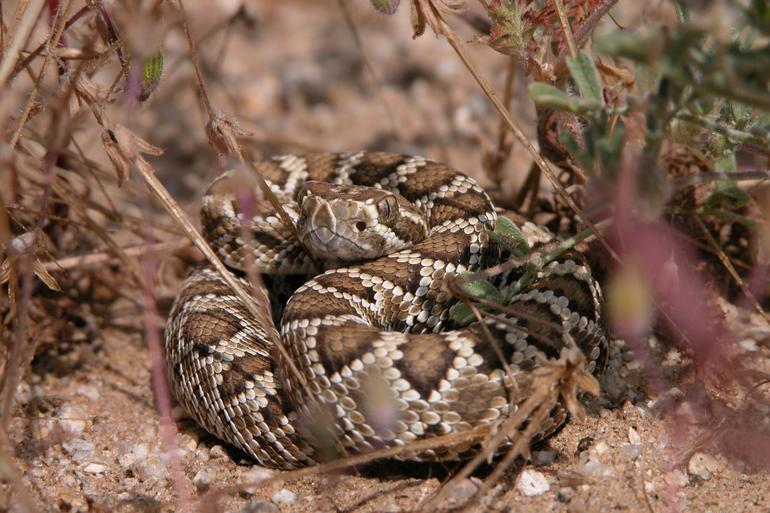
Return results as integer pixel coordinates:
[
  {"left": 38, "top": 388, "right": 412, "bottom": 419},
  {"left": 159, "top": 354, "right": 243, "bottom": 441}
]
[{"left": 4, "top": 1, "right": 770, "bottom": 512}]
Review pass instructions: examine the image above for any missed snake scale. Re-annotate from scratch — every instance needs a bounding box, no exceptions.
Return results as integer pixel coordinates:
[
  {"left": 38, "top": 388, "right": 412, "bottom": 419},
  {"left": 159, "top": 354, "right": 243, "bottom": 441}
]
[{"left": 164, "top": 152, "right": 607, "bottom": 469}]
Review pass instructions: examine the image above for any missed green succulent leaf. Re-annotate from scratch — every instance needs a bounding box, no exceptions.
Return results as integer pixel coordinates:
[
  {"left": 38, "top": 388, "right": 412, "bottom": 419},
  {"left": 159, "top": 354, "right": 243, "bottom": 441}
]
[
  {"left": 528, "top": 82, "right": 600, "bottom": 114},
  {"left": 490, "top": 217, "right": 531, "bottom": 256},
  {"left": 566, "top": 52, "right": 604, "bottom": 105},
  {"left": 458, "top": 277, "right": 502, "bottom": 302}
]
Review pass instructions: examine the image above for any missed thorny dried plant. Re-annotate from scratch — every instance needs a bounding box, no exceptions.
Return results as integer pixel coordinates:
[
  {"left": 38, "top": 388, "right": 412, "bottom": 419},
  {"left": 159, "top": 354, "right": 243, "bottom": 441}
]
[{"left": 0, "top": 0, "right": 769, "bottom": 512}]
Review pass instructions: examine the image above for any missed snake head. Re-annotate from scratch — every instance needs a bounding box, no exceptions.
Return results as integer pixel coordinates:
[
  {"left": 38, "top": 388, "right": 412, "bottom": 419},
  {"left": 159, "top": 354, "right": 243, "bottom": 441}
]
[{"left": 297, "top": 181, "right": 429, "bottom": 263}]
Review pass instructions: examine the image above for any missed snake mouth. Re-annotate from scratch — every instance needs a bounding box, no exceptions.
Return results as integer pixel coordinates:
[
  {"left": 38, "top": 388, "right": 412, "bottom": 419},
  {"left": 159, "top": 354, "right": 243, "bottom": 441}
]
[{"left": 303, "top": 227, "right": 367, "bottom": 261}]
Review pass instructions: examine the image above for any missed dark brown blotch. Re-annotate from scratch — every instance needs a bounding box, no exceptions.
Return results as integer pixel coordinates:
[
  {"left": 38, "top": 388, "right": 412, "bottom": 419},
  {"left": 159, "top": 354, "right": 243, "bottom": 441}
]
[{"left": 393, "top": 334, "right": 455, "bottom": 398}]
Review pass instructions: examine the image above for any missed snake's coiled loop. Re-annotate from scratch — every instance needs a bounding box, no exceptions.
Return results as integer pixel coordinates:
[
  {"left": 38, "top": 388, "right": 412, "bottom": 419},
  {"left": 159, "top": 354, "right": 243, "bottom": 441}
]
[{"left": 164, "top": 152, "right": 607, "bottom": 469}]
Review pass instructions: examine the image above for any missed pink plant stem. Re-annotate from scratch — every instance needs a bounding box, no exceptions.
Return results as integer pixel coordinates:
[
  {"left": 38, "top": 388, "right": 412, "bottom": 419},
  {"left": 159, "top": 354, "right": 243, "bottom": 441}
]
[
  {"left": 2, "top": 146, "right": 59, "bottom": 427},
  {"left": 141, "top": 226, "right": 192, "bottom": 512}
]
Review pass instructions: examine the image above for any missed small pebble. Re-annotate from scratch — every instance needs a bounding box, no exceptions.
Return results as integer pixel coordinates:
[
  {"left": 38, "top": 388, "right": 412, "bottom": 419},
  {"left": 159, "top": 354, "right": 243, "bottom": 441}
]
[
  {"left": 240, "top": 466, "right": 274, "bottom": 495},
  {"left": 209, "top": 445, "right": 227, "bottom": 459},
  {"left": 644, "top": 480, "right": 656, "bottom": 494},
  {"left": 738, "top": 339, "right": 758, "bottom": 352},
  {"left": 118, "top": 443, "right": 147, "bottom": 470},
  {"left": 628, "top": 426, "right": 642, "bottom": 445},
  {"left": 445, "top": 479, "right": 478, "bottom": 503},
  {"left": 57, "top": 492, "right": 88, "bottom": 512},
  {"left": 620, "top": 444, "right": 643, "bottom": 460},
  {"left": 57, "top": 405, "right": 88, "bottom": 435},
  {"left": 593, "top": 441, "right": 610, "bottom": 455},
  {"left": 76, "top": 385, "right": 100, "bottom": 401},
  {"left": 531, "top": 450, "right": 558, "bottom": 466},
  {"left": 576, "top": 436, "right": 594, "bottom": 454},
  {"left": 577, "top": 447, "right": 615, "bottom": 480},
  {"left": 62, "top": 439, "right": 95, "bottom": 462},
  {"left": 177, "top": 433, "right": 198, "bottom": 452},
  {"left": 271, "top": 489, "right": 296, "bottom": 505},
  {"left": 516, "top": 469, "right": 550, "bottom": 497},
  {"left": 241, "top": 501, "right": 279, "bottom": 513},
  {"left": 82, "top": 462, "right": 107, "bottom": 474},
  {"left": 136, "top": 457, "right": 167, "bottom": 482},
  {"left": 555, "top": 487, "right": 573, "bottom": 503},
  {"left": 14, "top": 382, "right": 32, "bottom": 406},
  {"left": 688, "top": 452, "right": 720, "bottom": 481},
  {"left": 746, "top": 326, "right": 770, "bottom": 341},
  {"left": 242, "top": 466, "right": 273, "bottom": 483},
  {"left": 193, "top": 469, "right": 212, "bottom": 490},
  {"left": 665, "top": 469, "right": 689, "bottom": 488},
  {"left": 171, "top": 405, "right": 189, "bottom": 421}
]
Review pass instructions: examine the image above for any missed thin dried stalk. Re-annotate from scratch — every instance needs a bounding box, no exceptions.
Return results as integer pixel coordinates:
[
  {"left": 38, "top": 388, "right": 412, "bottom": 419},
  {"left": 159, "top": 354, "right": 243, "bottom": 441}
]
[
  {"left": 0, "top": 0, "right": 46, "bottom": 87},
  {"left": 428, "top": 11, "right": 620, "bottom": 263},
  {"left": 554, "top": 0, "right": 619, "bottom": 76},
  {"left": 551, "top": 0, "right": 578, "bottom": 59},
  {"left": 485, "top": 57, "right": 517, "bottom": 188},
  {"left": 7, "top": 4, "right": 91, "bottom": 84},
  {"left": 9, "top": 0, "right": 74, "bottom": 149},
  {"left": 694, "top": 215, "right": 770, "bottom": 325}
]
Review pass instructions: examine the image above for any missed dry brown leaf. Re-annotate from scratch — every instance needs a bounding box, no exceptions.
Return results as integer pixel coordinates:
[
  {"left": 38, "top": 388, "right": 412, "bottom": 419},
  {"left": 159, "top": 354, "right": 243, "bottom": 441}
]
[
  {"left": 101, "top": 124, "right": 163, "bottom": 186},
  {"left": 205, "top": 110, "right": 253, "bottom": 160}
]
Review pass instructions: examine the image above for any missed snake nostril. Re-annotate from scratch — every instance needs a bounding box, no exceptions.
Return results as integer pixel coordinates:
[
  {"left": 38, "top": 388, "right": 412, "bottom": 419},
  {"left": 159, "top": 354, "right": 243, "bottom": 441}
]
[{"left": 354, "top": 221, "right": 367, "bottom": 232}]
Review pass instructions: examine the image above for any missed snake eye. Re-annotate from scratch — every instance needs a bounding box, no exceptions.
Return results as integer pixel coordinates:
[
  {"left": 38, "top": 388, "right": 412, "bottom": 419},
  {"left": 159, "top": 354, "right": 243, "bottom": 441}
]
[
  {"left": 355, "top": 221, "right": 367, "bottom": 232},
  {"left": 377, "top": 195, "right": 398, "bottom": 223}
]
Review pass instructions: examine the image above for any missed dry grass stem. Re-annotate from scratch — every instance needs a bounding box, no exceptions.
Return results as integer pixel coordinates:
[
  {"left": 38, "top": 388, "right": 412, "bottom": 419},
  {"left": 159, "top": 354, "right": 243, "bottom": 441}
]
[
  {"left": 551, "top": 0, "right": 578, "bottom": 59},
  {"left": 694, "top": 215, "right": 770, "bottom": 325},
  {"left": 0, "top": 0, "right": 46, "bottom": 87}
]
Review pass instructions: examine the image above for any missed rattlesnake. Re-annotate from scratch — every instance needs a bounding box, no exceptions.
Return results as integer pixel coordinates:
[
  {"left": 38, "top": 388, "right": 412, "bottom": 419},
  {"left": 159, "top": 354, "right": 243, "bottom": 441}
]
[{"left": 164, "top": 152, "right": 607, "bottom": 469}]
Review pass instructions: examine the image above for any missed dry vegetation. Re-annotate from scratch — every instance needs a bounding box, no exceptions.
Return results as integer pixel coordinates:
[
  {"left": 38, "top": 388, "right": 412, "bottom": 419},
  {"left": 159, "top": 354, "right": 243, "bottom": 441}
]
[{"left": 1, "top": 1, "right": 769, "bottom": 512}]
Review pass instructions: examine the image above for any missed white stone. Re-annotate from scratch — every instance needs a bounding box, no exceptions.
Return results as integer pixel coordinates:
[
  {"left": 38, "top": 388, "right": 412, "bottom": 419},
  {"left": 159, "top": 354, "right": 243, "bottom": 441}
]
[
  {"left": 688, "top": 452, "right": 721, "bottom": 481},
  {"left": 62, "top": 439, "right": 95, "bottom": 462},
  {"left": 193, "top": 469, "right": 212, "bottom": 489},
  {"left": 628, "top": 426, "right": 642, "bottom": 445},
  {"left": 593, "top": 440, "right": 610, "bottom": 455},
  {"left": 271, "top": 489, "right": 296, "bottom": 505},
  {"left": 76, "top": 385, "right": 100, "bottom": 401},
  {"left": 209, "top": 445, "right": 227, "bottom": 459},
  {"left": 516, "top": 469, "right": 550, "bottom": 497},
  {"left": 57, "top": 405, "right": 88, "bottom": 435},
  {"left": 82, "top": 462, "right": 107, "bottom": 474},
  {"left": 737, "top": 339, "right": 758, "bottom": 352}
]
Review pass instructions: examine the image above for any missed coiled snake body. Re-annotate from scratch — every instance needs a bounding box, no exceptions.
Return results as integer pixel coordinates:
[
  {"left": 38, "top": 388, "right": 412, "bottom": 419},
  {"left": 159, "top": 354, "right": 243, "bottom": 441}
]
[{"left": 164, "top": 152, "right": 607, "bottom": 469}]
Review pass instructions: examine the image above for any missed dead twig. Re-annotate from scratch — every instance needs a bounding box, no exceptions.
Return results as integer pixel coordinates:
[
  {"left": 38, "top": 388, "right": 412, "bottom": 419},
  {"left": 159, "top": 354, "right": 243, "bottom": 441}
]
[
  {"left": 693, "top": 215, "right": 770, "bottom": 325},
  {"left": 0, "top": 0, "right": 46, "bottom": 87}
]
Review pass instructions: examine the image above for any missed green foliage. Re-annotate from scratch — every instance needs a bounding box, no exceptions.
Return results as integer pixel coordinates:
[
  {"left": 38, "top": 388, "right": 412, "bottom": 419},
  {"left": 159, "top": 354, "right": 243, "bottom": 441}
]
[
  {"left": 140, "top": 51, "right": 164, "bottom": 101},
  {"left": 529, "top": 3, "right": 770, "bottom": 222},
  {"left": 489, "top": 217, "right": 531, "bottom": 257},
  {"left": 566, "top": 52, "right": 604, "bottom": 106},
  {"left": 528, "top": 82, "right": 600, "bottom": 114},
  {"left": 369, "top": 0, "right": 400, "bottom": 15}
]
